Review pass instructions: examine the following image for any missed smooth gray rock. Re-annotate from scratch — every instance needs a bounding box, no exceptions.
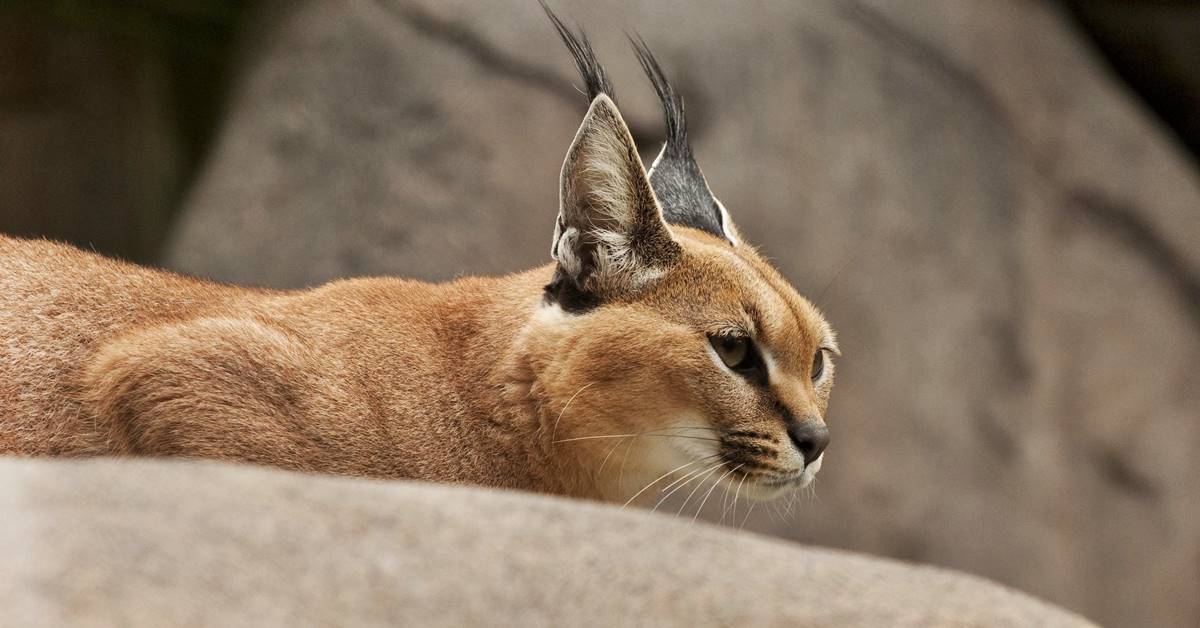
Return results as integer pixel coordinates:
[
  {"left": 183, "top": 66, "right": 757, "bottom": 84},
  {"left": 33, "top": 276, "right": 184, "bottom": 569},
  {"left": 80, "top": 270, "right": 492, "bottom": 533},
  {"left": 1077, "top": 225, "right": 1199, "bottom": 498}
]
[
  {"left": 164, "top": 2, "right": 1200, "bottom": 626},
  {"left": 0, "top": 458, "right": 1095, "bottom": 628}
]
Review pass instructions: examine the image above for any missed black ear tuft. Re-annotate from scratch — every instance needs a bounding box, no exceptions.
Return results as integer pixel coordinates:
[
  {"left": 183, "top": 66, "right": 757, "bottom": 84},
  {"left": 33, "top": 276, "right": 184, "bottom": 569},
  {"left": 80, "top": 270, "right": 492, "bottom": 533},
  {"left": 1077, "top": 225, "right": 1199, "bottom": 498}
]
[
  {"left": 629, "top": 34, "right": 686, "bottom": 157},
  {"left": 628, "top": 34, "right": 735, "bottom": 245},
  {"left": 542, "top": 1, "right": 616, "bottom": 103}
]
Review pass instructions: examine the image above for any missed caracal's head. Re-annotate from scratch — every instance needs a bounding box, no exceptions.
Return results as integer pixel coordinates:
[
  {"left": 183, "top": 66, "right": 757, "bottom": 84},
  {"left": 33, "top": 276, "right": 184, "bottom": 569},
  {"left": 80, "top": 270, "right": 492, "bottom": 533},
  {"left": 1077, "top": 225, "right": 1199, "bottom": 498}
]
[{"left": 525, "top": 9, "right": 837, "bottom": 505}]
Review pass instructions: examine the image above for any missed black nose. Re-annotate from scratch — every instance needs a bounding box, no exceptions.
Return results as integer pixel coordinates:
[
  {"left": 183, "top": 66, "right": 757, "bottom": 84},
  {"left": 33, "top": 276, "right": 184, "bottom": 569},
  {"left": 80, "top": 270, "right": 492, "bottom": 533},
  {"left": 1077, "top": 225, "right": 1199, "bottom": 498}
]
[{"left": 787, "top": 420, "right": 829, "bottom": 466}]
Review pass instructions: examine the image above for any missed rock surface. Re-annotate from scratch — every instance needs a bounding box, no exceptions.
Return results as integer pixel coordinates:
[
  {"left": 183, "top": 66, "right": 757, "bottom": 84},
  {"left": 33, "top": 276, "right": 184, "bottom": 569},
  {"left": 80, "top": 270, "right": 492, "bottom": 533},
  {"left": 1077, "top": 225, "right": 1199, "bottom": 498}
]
[
  {"left": 0, "top": 458, "right": 1095, "bottom": 627},
  {"left": 165, "top": 1, "right": 1200, "bottom": 626}
]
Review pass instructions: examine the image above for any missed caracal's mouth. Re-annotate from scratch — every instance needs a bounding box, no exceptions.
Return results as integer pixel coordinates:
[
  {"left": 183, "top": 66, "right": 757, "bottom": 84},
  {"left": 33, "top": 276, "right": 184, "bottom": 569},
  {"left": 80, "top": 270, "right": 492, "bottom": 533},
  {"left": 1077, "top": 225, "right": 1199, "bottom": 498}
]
[{"left": 728, "top": 453, "right": 823, "bottom": 501}]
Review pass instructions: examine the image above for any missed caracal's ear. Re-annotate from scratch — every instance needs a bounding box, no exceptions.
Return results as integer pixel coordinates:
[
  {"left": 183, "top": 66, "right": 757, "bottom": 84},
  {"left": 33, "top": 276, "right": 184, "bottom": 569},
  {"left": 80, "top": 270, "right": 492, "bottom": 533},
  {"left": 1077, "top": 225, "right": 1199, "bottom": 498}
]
[
  {"left": 630, "top": 35, "right": 740, "bottom": 246},
  {"left": 548, "top": 95, "right": 681, "bottom": 310}
]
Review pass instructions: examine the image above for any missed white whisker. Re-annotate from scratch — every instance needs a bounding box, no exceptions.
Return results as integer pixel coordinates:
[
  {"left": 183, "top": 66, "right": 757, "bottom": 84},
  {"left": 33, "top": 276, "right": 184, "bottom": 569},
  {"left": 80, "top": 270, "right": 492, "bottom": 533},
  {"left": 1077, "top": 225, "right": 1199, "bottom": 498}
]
[
  {"left": 739, "top": 495, "right": 758, "bottom": 530},
  {"left": 621, "top": 455, "right": 715, "bottom": 509},
  {"left": 652, "top": 461, "right": 725, "bottom": 513},
  {"left": 554, "top": 431, "right": 720, "bottom": 445},
  {"left": 676, "top": 463, "right": 727, "bottom": 517},
  {"left": 720, "top": 477, "right": 734, "bottom": 525},
  {"left": 729, "top": 475, "right": 747, "bottom": 527},
  {"left": 595, "top": 436, "right": 629, "bottom": 489},
  {"left": 657, "top": 460, "right": 713, "bottom": 495},
  {"left": 550, "top": 382, "right": 596, "bottom": 441},
  {"left": 720, "top": 477, "right": 748, "bottom": 525},
  {"left": 617, "top": 436, "right": 636, "bottom": 492},
  {"left": 692, "top": 464, "right": 743, "bottom": 524},
  {"left": 553, "top": 433, "right": 636, "bottom": 443}
]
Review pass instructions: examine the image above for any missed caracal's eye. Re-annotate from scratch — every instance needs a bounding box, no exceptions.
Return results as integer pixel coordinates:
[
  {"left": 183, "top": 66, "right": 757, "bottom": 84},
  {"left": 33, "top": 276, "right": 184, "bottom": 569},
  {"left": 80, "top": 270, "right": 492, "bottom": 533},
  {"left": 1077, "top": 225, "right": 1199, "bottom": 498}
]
[
  {"left": 710, "top": 334, "right": 759, "bottom": 375},
  {"left": 811, "top": 350, "right": 825, "bottom": 382}
]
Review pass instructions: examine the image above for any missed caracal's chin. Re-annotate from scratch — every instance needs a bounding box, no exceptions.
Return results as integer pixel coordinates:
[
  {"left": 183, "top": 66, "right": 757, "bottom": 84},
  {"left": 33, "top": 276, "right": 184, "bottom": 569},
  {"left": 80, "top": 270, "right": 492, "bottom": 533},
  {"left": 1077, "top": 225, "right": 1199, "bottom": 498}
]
[{"left": 735, "top": 454, "right": 823, "bottom": 501}]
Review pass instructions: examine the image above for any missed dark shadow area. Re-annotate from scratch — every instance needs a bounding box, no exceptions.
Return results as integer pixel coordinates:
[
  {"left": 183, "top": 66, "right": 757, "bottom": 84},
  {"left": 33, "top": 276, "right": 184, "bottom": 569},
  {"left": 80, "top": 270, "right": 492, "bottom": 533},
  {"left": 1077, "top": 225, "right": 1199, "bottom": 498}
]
[
  {"left": 0, "top": 0, "right": 252, "bottom": 262},
  {"left": 1062, "top": 0, "right": 1200, "bottom": 164}
]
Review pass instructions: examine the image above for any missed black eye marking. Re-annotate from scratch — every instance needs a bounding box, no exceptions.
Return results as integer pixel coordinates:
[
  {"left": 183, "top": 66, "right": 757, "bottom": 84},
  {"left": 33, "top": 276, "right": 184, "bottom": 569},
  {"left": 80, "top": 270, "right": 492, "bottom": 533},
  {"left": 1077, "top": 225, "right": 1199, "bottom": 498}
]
[
  {"left": 709, "top": 333, "right": 766, "bottom": 383},
  {"left": 811, "top": 349, "right": 825, "bottom": 382}
]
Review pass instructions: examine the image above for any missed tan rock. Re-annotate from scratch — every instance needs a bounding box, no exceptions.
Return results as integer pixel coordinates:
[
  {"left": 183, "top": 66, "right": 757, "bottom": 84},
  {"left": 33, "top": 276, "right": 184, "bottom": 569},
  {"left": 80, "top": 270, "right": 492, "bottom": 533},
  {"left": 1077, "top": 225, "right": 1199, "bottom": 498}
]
[{"left": 0, "top": 458, "right": 1095, "bottom": 627}]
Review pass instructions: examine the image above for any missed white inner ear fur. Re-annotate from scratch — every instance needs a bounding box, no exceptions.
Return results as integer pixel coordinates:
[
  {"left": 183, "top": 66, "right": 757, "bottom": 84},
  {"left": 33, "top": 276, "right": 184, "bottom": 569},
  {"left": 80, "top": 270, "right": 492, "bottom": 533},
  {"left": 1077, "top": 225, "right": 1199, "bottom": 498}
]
[
  {"left": 646, "top": 143, "right": 666, "bottom": 178},
  {"left": 551, "top": 223, "right": 583, "bottom": 279},
  {"left": 575, "top": 131, "right": 638, "bottom": 232},
  {"left": 713, "top": 197, "right": 740, "bottom": 246},
  {"left": 552, "top": 96, "right": 672, "bottom": 289}
]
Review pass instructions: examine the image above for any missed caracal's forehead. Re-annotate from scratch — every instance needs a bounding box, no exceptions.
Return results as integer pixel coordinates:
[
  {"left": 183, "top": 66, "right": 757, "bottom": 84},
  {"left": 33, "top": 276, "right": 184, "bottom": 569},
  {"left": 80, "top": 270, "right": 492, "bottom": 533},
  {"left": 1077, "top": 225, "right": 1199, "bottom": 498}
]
[{"left": 645, "top": 228, "right": 835, "bottom": 369}]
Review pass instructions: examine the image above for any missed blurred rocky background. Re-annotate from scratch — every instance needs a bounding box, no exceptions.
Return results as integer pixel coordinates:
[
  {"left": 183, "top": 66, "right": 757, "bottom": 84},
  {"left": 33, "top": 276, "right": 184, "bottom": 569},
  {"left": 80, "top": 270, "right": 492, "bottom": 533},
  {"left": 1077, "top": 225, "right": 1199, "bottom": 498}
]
[{"left": 2, "top": 1, "right": 1197, "bottom": 627}]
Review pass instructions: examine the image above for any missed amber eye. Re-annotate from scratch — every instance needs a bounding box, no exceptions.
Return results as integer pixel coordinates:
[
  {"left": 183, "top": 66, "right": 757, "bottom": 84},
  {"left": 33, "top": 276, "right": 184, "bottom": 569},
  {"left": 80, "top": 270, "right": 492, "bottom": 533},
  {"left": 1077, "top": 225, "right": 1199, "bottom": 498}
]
[
  {"left": 811, "top": 350, "right": 826, "bottom": 382},
  {"left": 713, "top": 335, "right": 749, "bottom": 368},
  {"left": 709, "top": 334, "right": 764, "bottom": 381}
]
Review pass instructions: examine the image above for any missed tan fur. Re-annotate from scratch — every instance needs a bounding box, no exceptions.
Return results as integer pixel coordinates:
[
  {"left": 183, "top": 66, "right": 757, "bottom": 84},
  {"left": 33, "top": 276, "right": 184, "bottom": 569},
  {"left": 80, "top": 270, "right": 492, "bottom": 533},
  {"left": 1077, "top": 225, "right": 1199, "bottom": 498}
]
[{"left": 0, "top": 97, "right": 835, "bottom": 504}]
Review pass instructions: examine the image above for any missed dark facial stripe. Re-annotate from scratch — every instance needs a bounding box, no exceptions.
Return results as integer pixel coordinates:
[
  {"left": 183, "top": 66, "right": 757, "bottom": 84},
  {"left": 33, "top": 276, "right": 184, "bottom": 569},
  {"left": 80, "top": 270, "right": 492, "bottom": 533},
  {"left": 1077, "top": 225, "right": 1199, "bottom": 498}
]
[
  {"left": 719, "top": 439, "right": 779, "bottom": 459},
  {"left": 735, "top": 256, "right": 821, "bottom": 369},
  {"left": 724, "top": 430, "right": 778, "bottom": 443}
]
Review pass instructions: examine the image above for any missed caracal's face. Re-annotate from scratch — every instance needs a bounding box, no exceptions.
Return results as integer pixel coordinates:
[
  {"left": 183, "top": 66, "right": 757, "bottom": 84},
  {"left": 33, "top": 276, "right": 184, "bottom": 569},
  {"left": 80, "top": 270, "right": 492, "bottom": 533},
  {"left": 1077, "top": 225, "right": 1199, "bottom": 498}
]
[
  {"left": 535, "top": 227, "right": 836, "bottom": 505},
  {"left": 529, "top": 28, "right": 837, "bottom": 507}
]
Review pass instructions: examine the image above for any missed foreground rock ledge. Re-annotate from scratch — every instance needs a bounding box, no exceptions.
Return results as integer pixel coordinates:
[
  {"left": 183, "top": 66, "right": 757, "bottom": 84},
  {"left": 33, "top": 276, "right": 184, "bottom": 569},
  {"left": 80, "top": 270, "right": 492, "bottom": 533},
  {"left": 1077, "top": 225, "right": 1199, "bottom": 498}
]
[{"left": 0, "top": 458, "right": 1093, "bottom": 627}]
